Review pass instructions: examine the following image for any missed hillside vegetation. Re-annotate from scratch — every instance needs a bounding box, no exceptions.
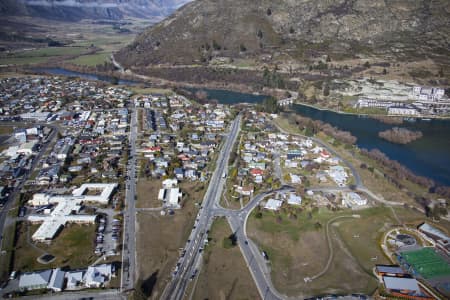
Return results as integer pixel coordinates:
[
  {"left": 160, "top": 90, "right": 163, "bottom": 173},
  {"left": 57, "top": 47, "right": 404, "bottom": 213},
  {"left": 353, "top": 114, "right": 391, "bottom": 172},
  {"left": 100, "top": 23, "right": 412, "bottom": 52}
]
[{"left": 117, "top": 0, "right": 450, "bottom": 67}]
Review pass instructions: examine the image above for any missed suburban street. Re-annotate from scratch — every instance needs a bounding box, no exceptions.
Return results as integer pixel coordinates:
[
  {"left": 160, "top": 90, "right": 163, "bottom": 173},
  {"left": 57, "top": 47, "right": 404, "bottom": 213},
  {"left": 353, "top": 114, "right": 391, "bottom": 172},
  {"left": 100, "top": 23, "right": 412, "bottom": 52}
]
[{"left": 120, "top": 108, "right": 138, "bottom": 292}]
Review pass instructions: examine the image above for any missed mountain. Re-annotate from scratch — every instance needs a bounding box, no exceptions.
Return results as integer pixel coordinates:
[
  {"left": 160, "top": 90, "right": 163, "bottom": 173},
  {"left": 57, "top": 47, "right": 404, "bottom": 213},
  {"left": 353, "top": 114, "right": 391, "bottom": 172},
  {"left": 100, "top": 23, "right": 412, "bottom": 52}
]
[
  {"left": 116, "top": 0, "right": 450, "bottom": 67},
  {"left": 1, "top": 0, "right": 192, "bottom": 21}
]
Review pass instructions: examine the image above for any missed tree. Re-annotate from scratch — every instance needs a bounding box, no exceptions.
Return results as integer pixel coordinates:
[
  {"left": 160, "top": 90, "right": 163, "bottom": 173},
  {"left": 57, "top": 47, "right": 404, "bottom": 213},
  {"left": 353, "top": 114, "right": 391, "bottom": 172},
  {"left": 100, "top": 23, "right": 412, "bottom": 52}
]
[
  {"left": 289, "top": 26, "right": 295, "bottom": 34},
  {"left": 257, "top": 29, "right": 263, "bottom": 39},
  {"left": 323, "top": 83, "right": 330, "bottom": 97},
  {"left": 239, "top": 44, "right": 247, "bottom": 52},
  {"left": 383, "top": 68, "right": 387, "bottom": 75},
  {"left": 363, "top": 61, "right": 371, "bottom": 68},
  {"left": 266, "top": 8, "right": 272, "bottom": 16},
  {"left": 212, "top": 40, "right": 221, "bottom": 50}
]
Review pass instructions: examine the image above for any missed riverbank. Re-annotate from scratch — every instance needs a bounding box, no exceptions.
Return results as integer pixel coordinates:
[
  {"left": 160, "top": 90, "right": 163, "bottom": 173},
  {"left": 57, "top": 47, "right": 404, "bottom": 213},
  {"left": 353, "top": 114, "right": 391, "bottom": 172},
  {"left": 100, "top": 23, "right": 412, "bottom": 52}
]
[{"left": 291, "top": 101, "right": 450, "bottom": 121}]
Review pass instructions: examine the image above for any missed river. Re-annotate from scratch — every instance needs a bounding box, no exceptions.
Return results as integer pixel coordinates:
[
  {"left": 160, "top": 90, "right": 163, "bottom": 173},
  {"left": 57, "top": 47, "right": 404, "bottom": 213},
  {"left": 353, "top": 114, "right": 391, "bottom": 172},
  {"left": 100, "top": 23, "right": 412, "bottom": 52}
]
[
  {"left": 35, "top": 67, "right": 450, "bottom": 186},
  {"left": 292, "top": 104, "right": 450, "bottom": 186},
  {"left": 33, "top": 68, "right": 141, "bottom": 86}
]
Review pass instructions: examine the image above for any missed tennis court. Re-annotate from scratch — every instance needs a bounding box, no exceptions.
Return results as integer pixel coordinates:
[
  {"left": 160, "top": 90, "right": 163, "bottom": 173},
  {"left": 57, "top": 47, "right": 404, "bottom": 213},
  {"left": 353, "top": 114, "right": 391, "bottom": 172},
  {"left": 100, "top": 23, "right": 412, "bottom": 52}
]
[{"left": 401, "top": 248, "right": 450, "bottom": 279}]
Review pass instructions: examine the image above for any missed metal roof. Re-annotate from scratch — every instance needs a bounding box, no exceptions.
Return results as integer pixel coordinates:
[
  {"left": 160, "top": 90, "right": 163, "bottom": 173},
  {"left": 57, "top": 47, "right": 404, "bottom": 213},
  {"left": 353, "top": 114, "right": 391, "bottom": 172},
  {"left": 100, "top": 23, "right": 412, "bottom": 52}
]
[
  {"left": 383, "top": 276, "right": 420, "bottom": 292},
  {"left": 376, "top": 265, "right": 406, "bottom": 274},
  {"left": 19, "top": 270, "right": 52, "bottom": 288}
]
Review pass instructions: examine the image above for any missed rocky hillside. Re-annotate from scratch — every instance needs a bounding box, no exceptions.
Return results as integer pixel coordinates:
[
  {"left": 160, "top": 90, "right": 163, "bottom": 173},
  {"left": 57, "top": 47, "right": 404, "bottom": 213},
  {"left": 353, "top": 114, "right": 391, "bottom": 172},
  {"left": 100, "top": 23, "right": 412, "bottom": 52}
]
[
  {"left": 1, "top": 0, "right": 192, "bottom": 21},
  {"left": 116, "top": 0, "right": 450, "bottom": 67}
]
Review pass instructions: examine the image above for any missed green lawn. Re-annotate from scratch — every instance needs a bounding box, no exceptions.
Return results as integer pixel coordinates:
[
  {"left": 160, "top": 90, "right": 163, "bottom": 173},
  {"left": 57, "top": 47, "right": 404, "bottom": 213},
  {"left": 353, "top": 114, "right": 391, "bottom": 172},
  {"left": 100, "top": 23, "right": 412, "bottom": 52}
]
[
  {"left": 0, "top": 47, "right": 89, "bottom": 65},
  {"left": 68, "top": 52, "right": 111, "bottom": 66},
  {"left": 14, "top": 223, "right": 96, "bottom": 272},
  {"left": 400, "top": 248, "right": 450, "bottom": 279}
]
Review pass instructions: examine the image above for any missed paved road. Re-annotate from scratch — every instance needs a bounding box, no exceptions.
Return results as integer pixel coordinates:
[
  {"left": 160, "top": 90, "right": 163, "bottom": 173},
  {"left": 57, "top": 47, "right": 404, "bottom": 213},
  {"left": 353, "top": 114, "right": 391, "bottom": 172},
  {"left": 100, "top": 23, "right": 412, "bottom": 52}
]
[
  {"left": 18, "top": 289, "right": 125, "bottom": 300},
  {"left": 161, "top": 114, "right": 242, "bottom": 300},
  {"left": 120, "top": 108, "right": 138, "bottom": 292},
  {"left": 0, "top": 122, "right": 57, "bottom": 260},
  {"left": 224, "top": 187, "right": 295, "bottom": 300}
]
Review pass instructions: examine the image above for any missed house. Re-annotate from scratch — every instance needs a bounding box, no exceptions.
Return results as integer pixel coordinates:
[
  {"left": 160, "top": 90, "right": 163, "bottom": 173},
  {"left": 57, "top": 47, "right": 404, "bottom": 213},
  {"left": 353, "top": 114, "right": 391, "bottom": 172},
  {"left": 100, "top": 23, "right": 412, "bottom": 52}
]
[
  {"left": 65, "top": 270, "right": 85, "bottom": 290},
  {"left": 264, "top": 199, "right": 283, "bottom": 211},
  {"left": 84, "top": 264, "right": 113, "bottom": 288},
  {"left": 48, "top": 268, "right": 65, "bottom": 292},
  {"left": 250, "top": 168, "right": 264, "bottom": 177},
  {"left": 342, "top": 192, "right": 367, "bottom": 207},
  {"left": 287, "top": 193, "right": 302, "bottom": 206},
  {"left": 290, "top": 174, "right": 302, "bottom": 184},
  {"left": 287, "top": 150, "right": 302, "bottom": 160},
  {"left": 174, "top": 168, "right": 184, "bottom": 180},
  {"left": 235, "top": 185, "right": 254, "bottom": 196},
  {"left": 19, "top": 270, "right": 52, "bottom": 291}
]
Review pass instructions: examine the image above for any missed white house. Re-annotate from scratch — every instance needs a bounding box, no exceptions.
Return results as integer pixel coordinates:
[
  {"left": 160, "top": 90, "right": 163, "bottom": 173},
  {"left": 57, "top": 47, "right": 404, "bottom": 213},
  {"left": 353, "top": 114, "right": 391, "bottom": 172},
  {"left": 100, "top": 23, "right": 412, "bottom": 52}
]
[
  {"left": 264, "top": 199, "right": 283, "bottom": 211},
  {"left": 342, "top": 192, "right": 367, "bottom": 207},
  {"left": 84, "top": 264, "right": 113, "bottom": 288}
]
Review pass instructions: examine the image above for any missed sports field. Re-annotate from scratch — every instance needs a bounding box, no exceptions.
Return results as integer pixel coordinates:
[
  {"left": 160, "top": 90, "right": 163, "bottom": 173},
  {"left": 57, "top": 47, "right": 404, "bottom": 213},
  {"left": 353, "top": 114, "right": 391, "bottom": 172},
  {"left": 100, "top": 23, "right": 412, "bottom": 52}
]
[{"left": 401, "top": 248, "right": 450, "bottom": 279}]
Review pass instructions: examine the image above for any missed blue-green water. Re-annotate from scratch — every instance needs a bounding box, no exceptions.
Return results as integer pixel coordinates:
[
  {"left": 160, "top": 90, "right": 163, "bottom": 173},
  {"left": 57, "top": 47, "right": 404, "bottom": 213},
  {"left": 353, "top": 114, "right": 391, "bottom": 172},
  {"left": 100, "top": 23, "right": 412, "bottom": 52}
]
[
  {"left": 292, "top": 104, "right": 450, "bottom": 186},
  {"left": 185, "top": 87, "right": 268, "bottom": 104},
  {"left": 34, "top": 68, "right": 450, "bottom": 186}
]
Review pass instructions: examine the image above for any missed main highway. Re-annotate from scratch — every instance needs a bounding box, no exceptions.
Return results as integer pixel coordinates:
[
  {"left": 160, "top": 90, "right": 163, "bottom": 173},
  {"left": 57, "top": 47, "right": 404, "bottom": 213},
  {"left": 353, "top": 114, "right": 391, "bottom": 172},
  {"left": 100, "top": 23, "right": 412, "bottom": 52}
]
[
  {"left": 161, "top": 114, "right": 242, "bottom": 300},
  {"left": 120, "top": 108, "right": 138, "bottom": 292}
]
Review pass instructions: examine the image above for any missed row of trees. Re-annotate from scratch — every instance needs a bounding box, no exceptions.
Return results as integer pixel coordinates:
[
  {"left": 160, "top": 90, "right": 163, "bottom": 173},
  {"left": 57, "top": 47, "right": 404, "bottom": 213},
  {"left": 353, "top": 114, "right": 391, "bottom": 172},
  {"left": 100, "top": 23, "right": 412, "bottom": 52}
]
[{"left": 286, "top": 113, "right": 357, "bottom": 145}]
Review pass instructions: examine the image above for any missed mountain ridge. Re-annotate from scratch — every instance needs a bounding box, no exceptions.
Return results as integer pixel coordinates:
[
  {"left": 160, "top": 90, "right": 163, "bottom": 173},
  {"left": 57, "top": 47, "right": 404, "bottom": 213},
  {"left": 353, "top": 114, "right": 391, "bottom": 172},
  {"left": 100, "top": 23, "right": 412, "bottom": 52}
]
[
  {"left": 116, "top": 0, "right": 450, "bottom": 68},
  {"left": 1, "top": 0, "right": 192, "bottom": 21}
]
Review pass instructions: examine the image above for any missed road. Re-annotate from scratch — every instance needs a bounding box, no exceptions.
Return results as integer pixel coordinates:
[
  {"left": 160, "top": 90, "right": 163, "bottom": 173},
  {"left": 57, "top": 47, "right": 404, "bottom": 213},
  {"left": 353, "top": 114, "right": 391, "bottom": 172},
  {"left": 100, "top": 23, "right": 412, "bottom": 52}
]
[
  {"left": 120, "top": 108, "right": 138, "bottom": 292},
  {"left": 161, "top": 114, "right": 242, "bottom": 300},
  {"left": 0, "top": 122, "right": 58, "bottom": 259},
  {"left": 224, "top": 187, "right": 295, "bottom": 300}
]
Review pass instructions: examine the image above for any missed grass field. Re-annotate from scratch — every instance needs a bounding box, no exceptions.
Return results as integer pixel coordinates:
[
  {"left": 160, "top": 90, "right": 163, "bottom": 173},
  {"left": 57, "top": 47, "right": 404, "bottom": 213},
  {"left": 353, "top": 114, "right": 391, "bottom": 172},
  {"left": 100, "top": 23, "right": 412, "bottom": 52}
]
[
  {"left": 135, "top": 180, "right": 206, "bottom": 299},
  {"left": 68, "top": 52, "right": 111, "bottom": 66},
  {"left": 192, "top": 217, "right": 260, "bottom": 300},
  {"left": 0, "top": 222, "right": 16, "bottom": 281},
  {"left": 13, "top": 222, "right": 96, "bottom": 272},
  {"left": 400, "top": 248, "right": 450, "bottom": 279},
  {"left": 247, "top": 206, "right": 418, "bottom": 297},
  {"left": 0, "top": 47, "right": 89, "bottom": 65},
  {"left": 0, "top": 126, "right": 14, "bottom": 135}
]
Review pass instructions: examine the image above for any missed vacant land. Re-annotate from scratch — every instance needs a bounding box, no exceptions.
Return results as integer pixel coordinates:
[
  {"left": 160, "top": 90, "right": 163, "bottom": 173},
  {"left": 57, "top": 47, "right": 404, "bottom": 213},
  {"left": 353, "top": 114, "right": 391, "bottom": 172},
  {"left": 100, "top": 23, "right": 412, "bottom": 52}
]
[
  {"left": 135, "top": 180, "right": 206, "bottom": 299},
  {"left": 0, "top": 222, "right": 16, "bottom": 281},
  {"left": 192, "top": 217, "right": 260, "bottom": 300},
  {"left": 136, "top": 178, "right": 163, "bottom": 208},
  {"left": 247, "top": 206, "right": 409, "bottom": 297},
  {"left": 13, "top": 222, "right": 96, "bottom": 272}
]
